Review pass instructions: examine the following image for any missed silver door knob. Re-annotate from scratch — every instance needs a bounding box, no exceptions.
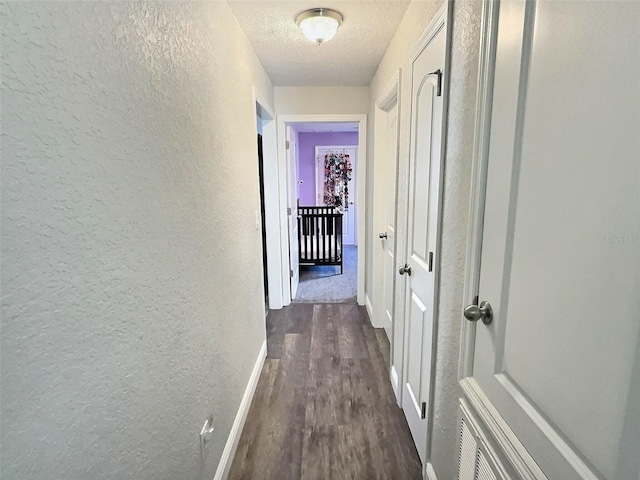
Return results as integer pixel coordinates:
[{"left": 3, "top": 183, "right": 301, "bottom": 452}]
[
  {"left": 463, "top": 301, "right": 493, "bottom": 325},
  {"left": 399, "top": 264, "right": 412, "bottom": 276},
  {"left": 379, "top": 232, "right": 388, "bottom": 239}
]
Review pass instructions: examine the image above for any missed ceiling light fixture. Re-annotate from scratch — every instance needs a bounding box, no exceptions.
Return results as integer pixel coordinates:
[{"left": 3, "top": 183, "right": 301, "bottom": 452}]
[{"left": 295, "top": 8, "right": 343, "bottom": 45}]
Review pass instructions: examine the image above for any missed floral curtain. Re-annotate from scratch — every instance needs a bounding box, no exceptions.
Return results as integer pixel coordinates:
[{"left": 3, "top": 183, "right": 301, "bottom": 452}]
[{"left": 322, "top": 151, "right": 352, "bottom": 208}]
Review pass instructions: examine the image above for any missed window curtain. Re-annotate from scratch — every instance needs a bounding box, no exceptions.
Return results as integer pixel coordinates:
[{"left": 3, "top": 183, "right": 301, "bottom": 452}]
[{"left": 322, "top": 151, "right": 352, "bottom": 208}]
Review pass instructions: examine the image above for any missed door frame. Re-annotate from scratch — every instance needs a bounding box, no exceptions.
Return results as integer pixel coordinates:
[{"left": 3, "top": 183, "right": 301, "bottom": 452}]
[
  {"left": 285, "top": 126, "right": 300, "bottom": 299},
  {"left": 457, "top": 1, "right": 548, "bottom": 477},
  {"left": 459, "top": 0, "right": 498, "bottom": 381},
  {"left": 277, "top": 114, "right": 367, "bottom": 306},
  {"left": 371, "top": 69, "right": 402, "bottom": 400},
  {"left": 253, "top": 87, "right": 285, "bottom": 310}
]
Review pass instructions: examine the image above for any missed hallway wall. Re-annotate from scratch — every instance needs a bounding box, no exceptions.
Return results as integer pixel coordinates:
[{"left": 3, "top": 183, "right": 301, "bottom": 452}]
[
  {"left": 1, "top": 2, "right": 272, "bottom": 479},
  {"left": 367, "top": 1, "right": 483, "bottom": 478},
  {"left": 274, "top": 86, "right": 369, "bottom": 115},
  {"left": 297, "top": 132, "right": 359, "bottom": 205}
]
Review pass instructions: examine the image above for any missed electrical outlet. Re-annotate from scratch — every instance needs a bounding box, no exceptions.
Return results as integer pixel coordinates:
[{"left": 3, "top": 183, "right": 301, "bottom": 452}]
[{"left": 200, "top": 416, "right": 214, "bottom": 454}]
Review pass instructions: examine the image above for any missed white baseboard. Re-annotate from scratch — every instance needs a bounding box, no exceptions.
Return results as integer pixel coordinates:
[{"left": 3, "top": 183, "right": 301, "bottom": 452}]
[
  {"left": 365, "top": 294, "right": 374, "bottom": 322},
  {"left": 213, "top": 339, "right": 267, "bottom": 480},
  {"left": 390, "top": 365, "right": 401, "bottom": 404},
  {"left": 425, "top": 462, "right": 438, "bottom": 480}
]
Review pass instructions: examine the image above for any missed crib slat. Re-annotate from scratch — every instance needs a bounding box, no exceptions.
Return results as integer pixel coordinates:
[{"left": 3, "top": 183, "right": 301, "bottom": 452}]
[
  {"left": 298, "top": 215, "right": 302, "bottom": 262},
  {"left": 308, "top": 215, "right": 311, "bottom": 261},
  {"left": 315, "top": 214, "right": 319, "bottom": 262},
  {"left": 333, "top": 216, "right": 340, "bottom": 260}
]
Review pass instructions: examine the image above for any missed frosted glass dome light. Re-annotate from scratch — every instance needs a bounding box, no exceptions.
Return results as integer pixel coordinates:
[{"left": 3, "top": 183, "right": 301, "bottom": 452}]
[{"left": 296, "top": 8, "right": 343, "bottom": 45}]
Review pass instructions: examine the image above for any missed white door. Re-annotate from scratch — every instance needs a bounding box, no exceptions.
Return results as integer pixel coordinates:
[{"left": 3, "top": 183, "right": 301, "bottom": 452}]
[
  {"left": 401, "top": 23, "right": 446, "bottom": 464},
  {"left": 286, "top": 126, "right": 299, "bottom": 299},
  {"left": 464, "top": 1, "right": 640, "bottom": 478},
  {"left": 315, "top": 146, "right": 357, "bottom": 245},
  {"left": 382, "top": 103, "right": 399, "bottom": 343}
]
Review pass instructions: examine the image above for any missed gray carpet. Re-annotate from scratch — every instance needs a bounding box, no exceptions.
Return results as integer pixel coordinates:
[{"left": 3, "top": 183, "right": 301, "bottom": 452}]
[{"left": 293, "top": 245, "right": 357, "bottom": 303}]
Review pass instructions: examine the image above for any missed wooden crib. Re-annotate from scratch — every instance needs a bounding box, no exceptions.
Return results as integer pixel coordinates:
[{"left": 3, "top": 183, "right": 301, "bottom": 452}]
[{"left": 297, "top": 206, "right": 344, "bottom": 274}]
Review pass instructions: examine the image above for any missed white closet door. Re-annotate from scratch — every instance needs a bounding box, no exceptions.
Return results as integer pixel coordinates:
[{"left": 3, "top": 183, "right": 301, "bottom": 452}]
[{"left": 465, "top": 1, "right": 640, "bottom": 478}]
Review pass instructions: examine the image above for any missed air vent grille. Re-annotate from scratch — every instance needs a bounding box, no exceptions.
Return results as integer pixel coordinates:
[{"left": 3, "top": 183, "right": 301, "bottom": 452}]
[
  {"left": 458, "top": 418, "right": 478, "bottom": 480},
  {"left": 476, "top": 448, "right": 497, "bottom": 480}
]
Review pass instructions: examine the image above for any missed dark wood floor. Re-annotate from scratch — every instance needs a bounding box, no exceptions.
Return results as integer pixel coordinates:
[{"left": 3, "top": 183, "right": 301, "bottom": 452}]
[{"left": 228, "top": 303, "right": 422, "bottom": 480}]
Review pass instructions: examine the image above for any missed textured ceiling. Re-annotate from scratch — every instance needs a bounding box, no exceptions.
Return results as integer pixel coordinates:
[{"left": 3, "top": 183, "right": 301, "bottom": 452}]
[{"left": 227, "top": 1, "right": 411, "bottom": 86}]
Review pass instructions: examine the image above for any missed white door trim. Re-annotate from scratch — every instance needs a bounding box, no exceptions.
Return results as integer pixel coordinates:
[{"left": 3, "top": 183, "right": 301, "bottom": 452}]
[
  {"left": 376, "top": 69, "right": 401, "bottom": 111},
  {"left": 286, "top": 126, "right": 300, "bottom": 300},
  {"left": 460, "top": 378, "right": 548, "bottom": 479},
  {"left": 277, "top": 114, "right": 367, "bottom": 306},
  {"left": 410, "top": 3, "right": 448, "bottom": 62},
  {"left": 458, "top": 0, "right": 499, "bottom": 381},
  {"left": 253, "top": 87, "right": 284, "bottom": 310},
  {"left": 373, "top": 69, "right": 402, "bottom": 403}
]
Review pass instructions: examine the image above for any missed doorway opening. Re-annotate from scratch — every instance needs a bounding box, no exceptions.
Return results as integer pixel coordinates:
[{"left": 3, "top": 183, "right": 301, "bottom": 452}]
[
  {"left": 283, "top": 120, "right": 362, "bottom": 304},
  {"left": 257, "top": 132, "right": 269, "bottom": 313},
  {"left": 271, "top": 114, "right": 367, "bottom": 308}
]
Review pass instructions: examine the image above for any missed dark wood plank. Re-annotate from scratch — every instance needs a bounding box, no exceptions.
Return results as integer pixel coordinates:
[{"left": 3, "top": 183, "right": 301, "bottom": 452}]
[
  {"left": 228, "top": 302, "right": 421, "bottom": 480},
  {"left": 309, "top": 304, "right": 338, "bottom": 360}
]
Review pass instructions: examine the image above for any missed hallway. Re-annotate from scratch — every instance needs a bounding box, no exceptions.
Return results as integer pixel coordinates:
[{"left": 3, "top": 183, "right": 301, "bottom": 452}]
[
  {"left": 4, "top": 1, "right": 637, "bottom": 478},
  {"left": 228, "top": 303, "right": 421, "bottom": 479}
]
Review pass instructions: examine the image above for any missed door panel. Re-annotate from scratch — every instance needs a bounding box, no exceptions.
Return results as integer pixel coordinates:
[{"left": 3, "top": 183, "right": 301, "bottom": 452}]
[
  {"left": 406, "top": 293, "right": 431, "bottom": 403},
  {"left": 402, "top": 22, "right": 446, "bottom": 464},
  {"left": 410, "top": 81, "right": 436, "bottom": 265},
  {"left": 469, "top": 1, "right": 640, "bottom": 478}
]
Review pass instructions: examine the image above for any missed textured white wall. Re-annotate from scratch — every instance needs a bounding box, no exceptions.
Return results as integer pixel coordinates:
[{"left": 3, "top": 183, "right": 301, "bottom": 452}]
[
  {"left": 274, "top": 86, "right": 370, "bottom": 115},
  {"left": 1, "top": 2, "right": 272, "bottom": 479},
  {"left": 429, "top": 1, "right": 482, "bottom": 477},
  {"left": 366, "top": 1, "right": 483, "bottom": 479}
]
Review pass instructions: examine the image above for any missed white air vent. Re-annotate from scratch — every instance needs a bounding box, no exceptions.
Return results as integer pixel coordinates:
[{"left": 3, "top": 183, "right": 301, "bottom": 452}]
[
  {"left": 457, "top": 402, "right": 505, "bottom": 480},
  {"left": 458, "top": 418, "right": 478, "bottom": 480},
  {"left": 476, "top": 448, "right": 498, "bottom": 480}
]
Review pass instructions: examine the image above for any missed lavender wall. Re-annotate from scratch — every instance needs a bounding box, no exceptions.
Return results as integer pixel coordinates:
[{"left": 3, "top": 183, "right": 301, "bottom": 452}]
[{"left": 297, "top": 132, "right": 358, "bottom": 205}]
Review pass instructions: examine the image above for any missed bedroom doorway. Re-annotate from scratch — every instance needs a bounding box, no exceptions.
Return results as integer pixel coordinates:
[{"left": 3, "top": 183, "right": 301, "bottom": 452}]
[{"left": 277, "top": 116, "right": 366, "bottom": 305}]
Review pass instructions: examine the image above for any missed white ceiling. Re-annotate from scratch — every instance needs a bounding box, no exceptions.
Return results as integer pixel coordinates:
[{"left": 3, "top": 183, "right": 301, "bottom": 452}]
[{"left": 227, "top": 1, "right": 411, "bottom": 86}]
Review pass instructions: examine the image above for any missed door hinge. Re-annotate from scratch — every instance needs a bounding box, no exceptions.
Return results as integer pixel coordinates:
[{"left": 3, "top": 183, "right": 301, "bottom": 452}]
[
  {"left": 428, "top": 69, "right": 443, "bottom": 97},
  {"left": 428, "top": 251, "right": 434, "bottom": 272},
  {"left": 287, "top": 207, "right": 292, "bottom": 215},
  {"left": 285, "top": 140, "right": 290, "bottom": 150},
  {"left": 290, "top": 269, "right": 294, "bottom": 278},
  {"left": 421, "top": 402, "right": 427, "bottom": 420}
]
